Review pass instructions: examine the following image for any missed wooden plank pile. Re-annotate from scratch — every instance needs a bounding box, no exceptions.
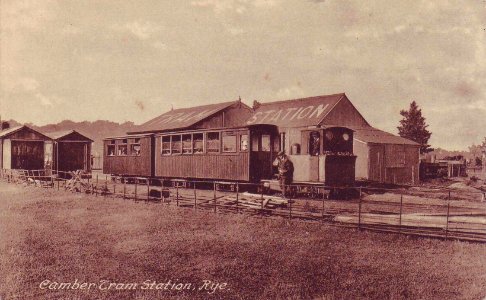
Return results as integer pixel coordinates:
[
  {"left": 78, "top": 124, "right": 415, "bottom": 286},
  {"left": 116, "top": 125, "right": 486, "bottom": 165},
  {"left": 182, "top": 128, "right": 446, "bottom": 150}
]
[
  {"left": 226, "top": 192, "right": 289, "bottom": 210},
  {"left": 64, "top": 170, "right": 92, "bottom": 193}
]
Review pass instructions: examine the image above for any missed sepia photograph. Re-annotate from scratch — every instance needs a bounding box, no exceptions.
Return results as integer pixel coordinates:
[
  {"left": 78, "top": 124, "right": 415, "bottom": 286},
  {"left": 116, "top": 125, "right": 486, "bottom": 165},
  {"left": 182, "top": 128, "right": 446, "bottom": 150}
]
[{"left": 1, "top": 0, "right": 485, "bottom": 299}]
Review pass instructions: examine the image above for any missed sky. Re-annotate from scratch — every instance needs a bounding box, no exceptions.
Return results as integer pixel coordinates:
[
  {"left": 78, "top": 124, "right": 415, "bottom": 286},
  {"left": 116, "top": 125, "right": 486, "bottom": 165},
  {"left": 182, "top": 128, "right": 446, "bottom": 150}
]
[{"left": 1, "top": 0, "right": 485, "bottom": 150}]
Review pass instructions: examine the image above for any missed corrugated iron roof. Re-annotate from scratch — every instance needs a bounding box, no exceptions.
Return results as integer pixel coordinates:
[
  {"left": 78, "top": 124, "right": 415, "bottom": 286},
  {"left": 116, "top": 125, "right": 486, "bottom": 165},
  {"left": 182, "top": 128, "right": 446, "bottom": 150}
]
[
  {"left": 353, "top": 127, "right": 420, "bottom": 146},
  {"left": 246, "top": 93, "right": 345, "bottom": 127},
  {"left": 129, "top": 100, "right": 239, "bottom": 134},
  {"left": 44, "top": 130, "right": 94, "bottom": 142},
  {"left": 104, "top": 133, "right": 154, "bottom": 140},
  {"left": 0, "top": 125, "right": 24, "bottom": 138},
  {"left": 0, "top": 125, "right": 51, "bottom": 140}
]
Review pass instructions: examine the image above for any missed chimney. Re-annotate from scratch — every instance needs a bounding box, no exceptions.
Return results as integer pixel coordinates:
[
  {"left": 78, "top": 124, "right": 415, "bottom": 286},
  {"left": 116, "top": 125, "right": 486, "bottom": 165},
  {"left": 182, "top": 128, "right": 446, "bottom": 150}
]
[{"left": 252, "top": 100, "right": 261, "bottom": 110}]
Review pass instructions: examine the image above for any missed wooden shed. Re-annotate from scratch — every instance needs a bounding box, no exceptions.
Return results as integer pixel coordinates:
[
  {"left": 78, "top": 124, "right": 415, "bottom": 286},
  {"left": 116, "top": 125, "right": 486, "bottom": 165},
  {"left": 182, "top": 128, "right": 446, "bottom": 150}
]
[
  {"left": 353, "top": 127, "right": 421, "bottom": 185},
  {"left": 0, "top": 125, "right": 51, "bottom": 170},
  {"left": 45, "top": 130, "right": 93, "bottom": 174}
]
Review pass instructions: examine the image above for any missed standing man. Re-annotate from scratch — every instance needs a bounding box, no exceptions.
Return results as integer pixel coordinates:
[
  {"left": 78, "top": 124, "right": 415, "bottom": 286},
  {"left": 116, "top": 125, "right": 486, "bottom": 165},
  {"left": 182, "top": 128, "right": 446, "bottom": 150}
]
[{"left": 273, "top": 151, "right": 294, "bottom": 197}]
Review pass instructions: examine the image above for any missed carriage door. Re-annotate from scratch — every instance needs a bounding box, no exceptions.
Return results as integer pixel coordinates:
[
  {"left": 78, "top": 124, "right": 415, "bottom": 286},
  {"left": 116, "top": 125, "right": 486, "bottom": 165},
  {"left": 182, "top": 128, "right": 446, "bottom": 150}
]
[{"left": 250, "top": 131, "right": 275, "bottom": 181}]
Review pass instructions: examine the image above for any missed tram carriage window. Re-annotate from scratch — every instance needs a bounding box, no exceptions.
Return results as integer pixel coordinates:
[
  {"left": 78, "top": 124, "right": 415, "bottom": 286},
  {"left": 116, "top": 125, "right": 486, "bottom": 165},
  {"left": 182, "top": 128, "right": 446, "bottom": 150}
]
[
  {"left": 107, "top": 144, "right": 115, "bottom": 156},
  {"left": 193, "top": 133, "right": 204, "bottom": 154},
  {"left": 161, "top": 136, "right": 171, "bottom": 155},
  {"left": 206, "top": 132, "right": 220, "bottom": 153},
  {"left": 251, "top": 134, "right": 259, "bottom": 151},
  {"left": 222, "top": 131, "right": 237, "bottom": 152},
  {"left": 240, "top": 134, "right": 248, "bottom": 151},
  {"left": 182, "top": 134, "right": 192, "bottom": 154},
  {"left": 171, "top": 135, "right": 182, "bottom": 154},
  {"left": 118, "top": 140, "right": 128, "bottom": 156},
  {"left": 129, "top": 138, "right": 141, "bottom": 156},
  {"left": 261, "top": 135, "right": 271, "bottom": 152},
  {"left": 130, "top": 144, "right": 141, "bottom": 156}
]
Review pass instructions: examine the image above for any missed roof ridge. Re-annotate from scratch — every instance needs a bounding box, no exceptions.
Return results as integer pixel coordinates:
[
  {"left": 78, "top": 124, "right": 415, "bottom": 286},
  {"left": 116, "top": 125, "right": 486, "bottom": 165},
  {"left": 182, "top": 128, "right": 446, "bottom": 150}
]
[{"left": 256, "top": 93, "right": 345, "bottom": 107}]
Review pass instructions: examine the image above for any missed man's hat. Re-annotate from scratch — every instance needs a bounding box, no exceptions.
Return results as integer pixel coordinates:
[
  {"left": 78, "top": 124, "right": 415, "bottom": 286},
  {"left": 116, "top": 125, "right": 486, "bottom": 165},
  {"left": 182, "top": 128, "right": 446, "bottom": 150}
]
[{"left": 277, "top": 151, "right": 285, "bottom": 156}]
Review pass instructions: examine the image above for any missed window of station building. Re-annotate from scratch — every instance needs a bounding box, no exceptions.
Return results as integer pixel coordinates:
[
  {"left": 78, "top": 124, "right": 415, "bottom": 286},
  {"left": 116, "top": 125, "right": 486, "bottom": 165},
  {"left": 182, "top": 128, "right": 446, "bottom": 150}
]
[
  {"left": 171, "top": 135, "right": 182, "bottom": 154},
  {"left": 261, "top": 135, "right": 271, "bottom": 152},
  {"left": 117, "top": 140, "right": 128, "bottom": 156},
  {"left": 273, "top": 135, "right": 280, "bottom": 152},
  {"left": 161, "top": 136, "right": 171, "bottom": 155},
  {"left": 182, "top": 134, "right": 192, "bottom": 154},
  {"left": 240, "top": 133, "right": 248, "bottom": 151},
  {"left": 309, "top": 131, "right": 320, "bottom": 156},
  {"left": 206, "top": 132, "right": 220, "bottom": 153},
  {"left": 222, "top": 131, "right": 237, "bottom": 153},
  {"left": 193, "top": 133, "right": 204, "bottom": 154}
]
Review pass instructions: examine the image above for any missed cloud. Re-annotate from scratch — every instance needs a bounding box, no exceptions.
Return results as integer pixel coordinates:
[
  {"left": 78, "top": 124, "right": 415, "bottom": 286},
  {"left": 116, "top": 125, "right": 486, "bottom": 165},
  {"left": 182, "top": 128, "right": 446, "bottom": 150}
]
[
  {"left": 191, "top": 0, "right": 278, "bottom": 14},
  {"left": 1, "top": 0, "right": 56, "bottom": 32},
  {"left": 113, "top": 21, "right": 163, "bottom": 40},
  {"left": 275, "top": 85, "right": 306, "bottom": 100},
  {"left": 35, "top": 93, "right": 63, "bottom": 107},
  {"left": 152, "top": 41, "right": 168, "bottom": 51}
]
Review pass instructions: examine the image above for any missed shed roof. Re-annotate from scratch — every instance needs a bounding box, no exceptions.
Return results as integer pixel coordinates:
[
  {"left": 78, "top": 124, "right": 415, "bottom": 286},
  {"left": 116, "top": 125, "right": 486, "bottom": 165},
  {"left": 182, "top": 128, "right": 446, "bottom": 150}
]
[
  {"left": 0, "top": 125, "right": 51, "bottom": 140},
  {"left": 44, "top": 130, "right": 93, "bottom": 142},
  {"left": 353, "top": 127, "right": 420, "bottom": 146},
  {"left": 246, "top": 93, "right": 345, "bottom": 127},
  {"left": 0, "top": 125, "right": 23, "bottom": 138},
  {"left": 130, "top": 100, "right": 240, "bottom": 134}
]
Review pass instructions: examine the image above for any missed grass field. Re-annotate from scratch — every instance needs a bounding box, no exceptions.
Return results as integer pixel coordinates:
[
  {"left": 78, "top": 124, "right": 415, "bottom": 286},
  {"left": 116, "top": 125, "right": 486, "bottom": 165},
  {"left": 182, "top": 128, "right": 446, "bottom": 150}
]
[{"left": 1, "top": 181, "right": 486, "bottom": 299}]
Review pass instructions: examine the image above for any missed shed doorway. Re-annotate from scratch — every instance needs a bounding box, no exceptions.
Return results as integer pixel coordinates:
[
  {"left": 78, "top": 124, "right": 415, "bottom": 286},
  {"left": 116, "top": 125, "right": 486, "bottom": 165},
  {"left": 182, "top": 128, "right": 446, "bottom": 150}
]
[
  {"left": 57, "top": 142, "right": 87, "bottom": 172},
  {"left": 11, "top": 141, "right": 45, "bottom": 170}
]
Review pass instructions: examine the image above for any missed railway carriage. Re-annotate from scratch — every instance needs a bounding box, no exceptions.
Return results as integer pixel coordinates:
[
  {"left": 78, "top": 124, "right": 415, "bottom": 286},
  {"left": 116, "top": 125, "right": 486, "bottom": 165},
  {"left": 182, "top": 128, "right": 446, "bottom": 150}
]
[
  {"left": 103, "top": 133, "right": 154, "bottom": 177},
  {"left": 154, "top": 124, "right": 279, "bottom": 183}
]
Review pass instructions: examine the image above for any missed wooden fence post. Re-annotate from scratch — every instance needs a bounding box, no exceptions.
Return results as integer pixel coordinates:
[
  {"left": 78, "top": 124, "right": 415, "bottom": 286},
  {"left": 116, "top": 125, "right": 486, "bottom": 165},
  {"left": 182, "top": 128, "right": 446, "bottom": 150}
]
[
  {"left": 147, "top": 180, "right": 150, "bottom": 201},
  {"left": 321, "top": 186, "right": 325, "bottom": 222},
  {"left": 134, "top": 179, "right": 138, "bottom": 200},
  {"left": 160, "top": 179, "right": 164, "bottom": 202},
  {"left": 95, "top": 174, "right": 98, "bottom": 197},
  {"left": 194, "top": 183, "right": 197, "bottom": 210},
  {"left": 399, "top": 193, "right": 403, "bottom": 232},
  {"left": 176, "top": 183, "right": 179, "bottom": 206},
  {"left": 213, "top": 182, "right": 217, "bottom": 213},
  {"left": 445, "top": 202, "right": 450, "bottom": 239},
  {"left": 289, "top": 189, "right": 292, "bottom": 219},
  {"left": 123, "top": 179, "right": 126, "bottom": 199},
  {"left": 358, "top": 187, "right": 362, "bottom": 230},
  {"left": 236, "top": 183, "right": 239, "bottom": 213},
  {"left": 113, "top": 178, "right": 116, "bottom": 196}
]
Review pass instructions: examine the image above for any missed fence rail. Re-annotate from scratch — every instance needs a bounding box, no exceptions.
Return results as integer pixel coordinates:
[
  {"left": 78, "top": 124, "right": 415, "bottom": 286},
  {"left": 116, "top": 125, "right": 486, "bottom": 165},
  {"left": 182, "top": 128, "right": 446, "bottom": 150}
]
[{"left": 1, "top": 169, "right": 486, "bottom": 243}]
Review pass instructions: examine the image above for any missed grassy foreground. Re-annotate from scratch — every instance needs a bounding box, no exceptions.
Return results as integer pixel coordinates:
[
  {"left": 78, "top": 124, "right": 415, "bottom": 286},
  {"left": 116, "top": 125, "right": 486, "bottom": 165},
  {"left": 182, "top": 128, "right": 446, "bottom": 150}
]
[{"left": 0, "top": 182, "right": 485, "bottom": 300}]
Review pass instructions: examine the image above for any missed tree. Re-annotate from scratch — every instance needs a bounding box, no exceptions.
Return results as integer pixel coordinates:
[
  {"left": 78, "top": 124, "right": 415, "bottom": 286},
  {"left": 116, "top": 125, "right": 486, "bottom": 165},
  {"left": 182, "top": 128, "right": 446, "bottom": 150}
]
[{"left": 397, "top": 101, "right": 432, "bottom": 154}]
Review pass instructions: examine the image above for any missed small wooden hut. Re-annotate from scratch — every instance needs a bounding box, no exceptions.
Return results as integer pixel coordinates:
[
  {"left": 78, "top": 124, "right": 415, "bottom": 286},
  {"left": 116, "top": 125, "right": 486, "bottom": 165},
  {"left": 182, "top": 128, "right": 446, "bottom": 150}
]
[
  {"left": 45, "top": 130, "right": 93, "bottom": 173},
  {"left": 0, "top": 125, "right": 51, "bottom": 170}
]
